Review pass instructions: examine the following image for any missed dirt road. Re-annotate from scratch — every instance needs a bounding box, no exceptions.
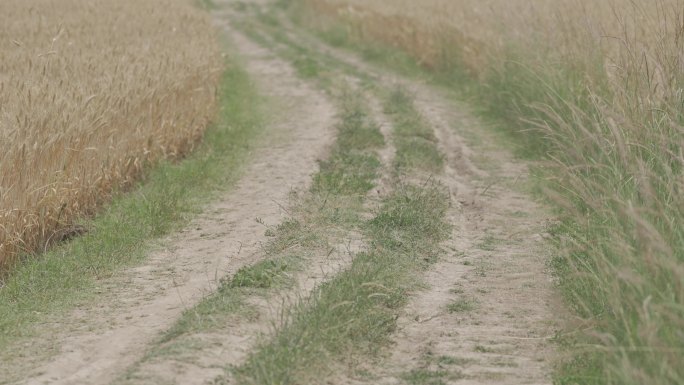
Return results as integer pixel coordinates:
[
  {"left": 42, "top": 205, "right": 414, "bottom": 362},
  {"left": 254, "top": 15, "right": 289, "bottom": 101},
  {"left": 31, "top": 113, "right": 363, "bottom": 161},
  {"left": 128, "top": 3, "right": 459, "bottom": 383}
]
[{"left": 4, "top": 1, "right": 560, "bottom": 384}]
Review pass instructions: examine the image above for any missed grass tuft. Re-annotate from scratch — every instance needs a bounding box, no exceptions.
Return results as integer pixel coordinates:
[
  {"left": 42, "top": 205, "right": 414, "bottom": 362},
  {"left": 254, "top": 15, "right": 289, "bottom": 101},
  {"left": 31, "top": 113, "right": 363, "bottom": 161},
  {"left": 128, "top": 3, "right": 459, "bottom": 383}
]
[
  {"left": 447, "top": 298, "right": 477, "bottom": 313},
  {"left": 228, "top": 259, "right": 295, "bottom": 289},
  {"left": 381, "top": 87, "right": 444, "bottom": 173},
  {"left": 313, "top": 92, "right": 384, "bottom": 196}
]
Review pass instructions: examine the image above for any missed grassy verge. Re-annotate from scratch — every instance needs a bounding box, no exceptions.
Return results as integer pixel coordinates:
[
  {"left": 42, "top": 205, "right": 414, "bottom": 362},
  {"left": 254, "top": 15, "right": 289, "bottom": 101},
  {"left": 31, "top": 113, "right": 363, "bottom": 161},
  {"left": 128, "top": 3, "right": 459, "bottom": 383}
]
[
  {"left": 0, "top": 55, "right": 264, "bottom": 350},
  {"left": 286, "top": 3, "right": 684, "bottom": 385}
]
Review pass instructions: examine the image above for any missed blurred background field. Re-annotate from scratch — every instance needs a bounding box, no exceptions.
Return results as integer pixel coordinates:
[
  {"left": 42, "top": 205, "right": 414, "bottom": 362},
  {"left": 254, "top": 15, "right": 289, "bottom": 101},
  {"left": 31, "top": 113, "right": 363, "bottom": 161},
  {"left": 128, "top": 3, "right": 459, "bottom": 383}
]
[
  {"left": 0, "top": 0, "right": 221, "bottom": 270},
  {"left": 291, "top": 1, "right": 684, "bottom": 384}
]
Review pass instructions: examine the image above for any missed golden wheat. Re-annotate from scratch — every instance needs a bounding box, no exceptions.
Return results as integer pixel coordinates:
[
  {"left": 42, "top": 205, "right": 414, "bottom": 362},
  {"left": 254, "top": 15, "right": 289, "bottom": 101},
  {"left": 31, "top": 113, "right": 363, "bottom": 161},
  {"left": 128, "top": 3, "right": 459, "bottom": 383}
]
[{"left": 0, "top": 0, "right": 221, "bottom": 269}]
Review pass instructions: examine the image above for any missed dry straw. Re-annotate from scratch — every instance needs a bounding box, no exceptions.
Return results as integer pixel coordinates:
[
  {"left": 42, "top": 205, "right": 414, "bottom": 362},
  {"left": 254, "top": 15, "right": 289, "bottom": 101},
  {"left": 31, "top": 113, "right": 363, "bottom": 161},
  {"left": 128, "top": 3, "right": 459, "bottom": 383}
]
[{"left": 0, "top": 0, "right": 221, "bottom": 270}]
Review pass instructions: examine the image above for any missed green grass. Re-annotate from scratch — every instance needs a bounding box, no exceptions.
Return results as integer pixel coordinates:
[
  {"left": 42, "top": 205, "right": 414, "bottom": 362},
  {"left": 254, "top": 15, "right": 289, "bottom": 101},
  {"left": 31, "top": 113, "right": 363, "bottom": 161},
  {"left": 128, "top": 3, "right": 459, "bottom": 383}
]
[
  {"left": 292, "top": 56, "right": 321, "bottom": 78},
  {"left": 156, "top": 221, "right": 316, "bottom": 345},
  {"left": 234, "top": 183, "right": 450, "bottom": 385},
  {"left": 281, "top": 3, "right": 431, "bottom": 86},
  {"left": 447, "top": 298, "right": 477, "bottom": 313},
  {"left": 262, "top": 218, "right": 325, "bottom": 254},
  {"left": 474, "top": 345, "right": 495, "bottom": 354},
  {"left": 159, "top": 288, "right": 248, "bottom": 345},
  {"left": 367, "top": 185, "right": 449, "bottom": 255},
  {"left": 314, "top": 152, "right": 381, "bottom": 196},
  {"left": 228, "top": 258, "right": 297, "bottom": 290},
  {"left": 399, "top": 352, "right": 466, "bottom": 385},
  {"left": 0, "top": 55, "right": 264, "bottom": 350},
  {"left": 313, "top": 95, "right": 384, "bottom": 196},
  {"left": 382, "top": 87, "right": 444, "bottom": 174},
  {"left": 436, "top": 355, "right": 469, "bottom": 367},
  {"left": 461, "top": 32, "right": 684, "bottom": 385},
  {"left": 401, "top": 369, "right": 451, "bottom": 385},
  {"left": 394, "top": 140, "right": 444, "bottom": 174},
  {"left": 477, "top": 234, "right": 500, "bottom": 251},
  {"left": 336, "top": 96, "right": 386, "bottom": 150}
]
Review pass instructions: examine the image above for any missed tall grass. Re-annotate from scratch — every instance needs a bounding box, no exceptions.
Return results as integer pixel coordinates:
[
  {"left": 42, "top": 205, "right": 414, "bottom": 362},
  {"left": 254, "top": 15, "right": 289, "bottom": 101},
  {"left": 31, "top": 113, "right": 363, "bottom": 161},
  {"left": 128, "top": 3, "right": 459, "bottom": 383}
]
[
  {"left": 0, "top": 0, "right": 221, "bottom": 271},
  {"left": 292, "top": 0, "right": 684, "bottom": 384}
]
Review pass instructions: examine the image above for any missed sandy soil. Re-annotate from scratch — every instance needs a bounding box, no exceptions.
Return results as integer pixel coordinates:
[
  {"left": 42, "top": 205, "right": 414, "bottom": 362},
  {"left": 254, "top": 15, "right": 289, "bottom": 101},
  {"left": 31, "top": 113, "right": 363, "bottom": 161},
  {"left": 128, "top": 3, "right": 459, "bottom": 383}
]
[{"left": 4, "top": 1, "right": 561, "bottom": 384}]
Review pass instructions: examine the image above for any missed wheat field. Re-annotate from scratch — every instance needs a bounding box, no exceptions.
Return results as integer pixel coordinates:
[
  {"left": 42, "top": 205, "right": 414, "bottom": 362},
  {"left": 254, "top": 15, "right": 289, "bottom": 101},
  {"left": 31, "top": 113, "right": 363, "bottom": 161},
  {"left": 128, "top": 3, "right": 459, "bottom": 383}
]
[
  {"left": 0, "top": 0, "right": 221, "bottom": 270},
  {"left": 294, "top": 1, "right": 684, "bottom": 384}
]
